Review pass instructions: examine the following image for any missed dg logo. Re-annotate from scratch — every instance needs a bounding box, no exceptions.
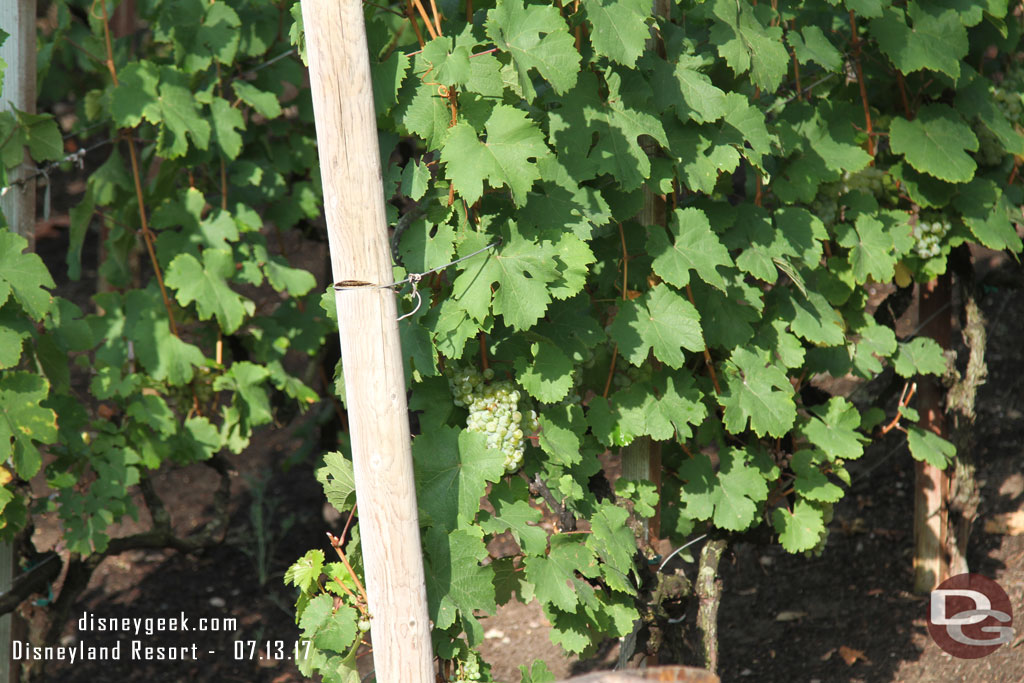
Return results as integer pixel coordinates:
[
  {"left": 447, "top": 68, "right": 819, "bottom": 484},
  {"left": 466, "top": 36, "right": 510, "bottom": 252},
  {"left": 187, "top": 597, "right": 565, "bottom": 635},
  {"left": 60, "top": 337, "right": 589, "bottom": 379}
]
[{"left": 927, "top": 573, "right": 1015, "bottom": 659}]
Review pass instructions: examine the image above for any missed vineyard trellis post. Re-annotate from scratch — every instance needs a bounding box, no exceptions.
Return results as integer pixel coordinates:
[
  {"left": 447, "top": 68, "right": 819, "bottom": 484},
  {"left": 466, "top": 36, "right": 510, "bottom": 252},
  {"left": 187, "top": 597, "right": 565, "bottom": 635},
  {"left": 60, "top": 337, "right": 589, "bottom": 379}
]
[
  {"left": 299, "top": 0, "right": 434, "bottom": 679},
  {"left": 0, "top": 1, "right": 37, "bottom": 681}
]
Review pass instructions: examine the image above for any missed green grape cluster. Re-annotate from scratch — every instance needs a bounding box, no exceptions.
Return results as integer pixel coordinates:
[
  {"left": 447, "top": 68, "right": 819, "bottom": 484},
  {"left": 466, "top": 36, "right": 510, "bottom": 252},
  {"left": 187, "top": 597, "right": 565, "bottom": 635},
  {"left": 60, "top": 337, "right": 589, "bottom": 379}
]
[
  {"left": 911, "top": 216, "right": 951, "bottom": 259},
  {"left": 990, "top": 83, "right": 1024, "bottom": 124},
  {"left": 841, "top": 167, "right": 889, "bottom": 197},
  {"left": 810, "top": 168, "right": 891, "bottom": 226},
  {"left": 448, "top": 366, "right": 540, "bottom": 473},
  {"left": 454, "top": 652, "right": 482, "bottom": 682},
  {"left": 611, "top": 363, "right": 654, "bottom": 390}
]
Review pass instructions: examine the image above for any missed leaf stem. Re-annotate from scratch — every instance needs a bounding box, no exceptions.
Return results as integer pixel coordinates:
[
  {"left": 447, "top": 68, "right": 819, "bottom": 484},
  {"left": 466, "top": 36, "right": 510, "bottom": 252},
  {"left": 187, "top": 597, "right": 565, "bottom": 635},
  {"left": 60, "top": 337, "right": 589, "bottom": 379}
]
[
  {"left": 97, "top": 0, "right": 179, "bottom": 337},
  {"left": 848, "top": 10, "right": 874, "bottom": 157},
  {"left": 405, "top": 3, "right": 426, "bottom": 47},
  {"left": 685, "top": 284, "right": 721, "bottom": 395}
]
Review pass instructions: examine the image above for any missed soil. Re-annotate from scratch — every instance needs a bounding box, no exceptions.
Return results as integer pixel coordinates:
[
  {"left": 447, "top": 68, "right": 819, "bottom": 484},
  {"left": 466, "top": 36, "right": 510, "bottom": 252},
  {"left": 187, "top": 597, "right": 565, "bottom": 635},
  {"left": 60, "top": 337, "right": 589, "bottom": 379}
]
[{"left": 14, "top": 174, "right": 1024, "bottom": 683}]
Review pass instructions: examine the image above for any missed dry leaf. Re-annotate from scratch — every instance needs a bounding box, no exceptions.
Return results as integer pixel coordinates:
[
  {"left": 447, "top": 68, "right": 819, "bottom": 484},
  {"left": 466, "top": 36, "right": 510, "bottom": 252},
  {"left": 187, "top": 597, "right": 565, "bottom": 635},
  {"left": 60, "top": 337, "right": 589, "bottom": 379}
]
[
  {"left": 820, "top": 647, "right": 836, "bottom": 661},
  {"left": 839, "top": 645, "right": 868, "bottom": 666},
  {"left": 984, "top": 509, "right": 1024, "bottom": 536},
  {"left": 775, "top": 610, "right": 808, "bottom": 622},
  {"left": 867, "top": 588, "right": 884, "bottom": 596}
]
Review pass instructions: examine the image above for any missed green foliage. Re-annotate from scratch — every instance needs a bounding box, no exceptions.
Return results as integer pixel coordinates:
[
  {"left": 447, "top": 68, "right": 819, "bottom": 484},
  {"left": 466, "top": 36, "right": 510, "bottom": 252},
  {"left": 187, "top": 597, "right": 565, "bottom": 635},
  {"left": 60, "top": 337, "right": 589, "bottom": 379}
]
[
  {"left": 11, "top": 0, "right": 1022, "bottom": 679},
  {"left": 1, "top": 0, "right": 327, "bottom": 571},
  {"left": 286, "top": 0, "right": 1018, "bottom": 673}
]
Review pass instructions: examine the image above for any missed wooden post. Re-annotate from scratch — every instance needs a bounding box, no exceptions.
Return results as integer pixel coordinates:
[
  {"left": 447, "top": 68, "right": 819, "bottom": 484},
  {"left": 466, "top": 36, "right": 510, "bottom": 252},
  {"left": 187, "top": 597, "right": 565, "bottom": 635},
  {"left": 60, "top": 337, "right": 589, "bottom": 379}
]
[
  {"left": 300, "top": 0, "right": 434, "bottom": 680},
  {"left": 913, "top": 276, "right": 951, "bottom": 592},
  {"left": 1, "top": 3, "right": 37, "bottom": 681},
  {"left": 1, "top": 0, "right": 36, "bottom": 244}
]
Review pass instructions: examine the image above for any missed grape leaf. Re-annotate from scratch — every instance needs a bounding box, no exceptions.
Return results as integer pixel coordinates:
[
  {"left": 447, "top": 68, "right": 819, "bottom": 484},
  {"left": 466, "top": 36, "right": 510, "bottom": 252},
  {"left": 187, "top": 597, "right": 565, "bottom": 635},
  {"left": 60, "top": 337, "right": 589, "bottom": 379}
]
[
  {"left": 581, "top": 0, "right": 650, "bottom": 67},
  {"left": 677, "top": 449, "right": 766, "bottom": 531},
  {"left": 232, "top": 81, "right": 282, "bottom": 119},
  {"left": 889, "top": 105, "right": 978, "bottom": 183},
  {"left": 0, "top": 232, "right": 55, "bottom": 320},
  {"left": 585, "top": 503, "right": 637, "bottom": 591},
  {"left": 669, "top": 56, "right": 728, "bottom": 124},
  {"left": 836, "top": 214, "right": 896, "bottom": 284},
  {"left": 213, "top": 361, "right": 273, "bottom": 432},
  {"left": 609, "top": 285, "right": 704, "bottom": 369},
  {"left": 155, "top": 0, "right": 241, "bottom": 73},
  {"left": 871, "top": 5, "right": 967, "bottom": 80},
  {"left": 710, "top": 0, "right": 790, "bottom": 91},
  {"left": 893, "top": 337, "right": 947, "bottom": 377},
  {"left": 907, "top": 426, "right": 955, "bottom": 468},
  {"left": 666, "top": 121, "right": 741, "bottom": 194},
  {"left": 210, "top": 97, "right": 244, "bottom": 159},
  {"left": 519, "top": 660, "right": 557, "bottom": 683},
  {"left": 773, "top": 500, "right": 825, "bottom": 553},
  {"left": 649, "top": 207, "right": 734, "bottom": 291},
  {"left": 799, "top": 397, "right": 866, "bottom": 461},
  {"left": 515, "top": 342, "right": 574, "bottom": 403},
  {"left": 953, "top": 178, "right": 1022, "bottom": 252},
  {"left": 713, "top": 448, "right": 768, "bottom": 531},
  {"left": 480, "top": 478, "right": 548, "bottom": 556},
  {"left": 788, "top": 25, "right": 842, "bottom": 72},
  {"left": 124, "top": 287, "right": 205, "bottom": 386},
  {"left": 285, "top": 549, "right": 325, "bottom": 592},
  {"left": 587, "top": 372, "right": 706, "bottom": 447},
  {"left": 485, "top": 0, "right": 580, "bottom": 100},
  {"left": 443, "top": 105, "right": 548, "bottom": 206},
  {"left": 548, "top": 70, "right": 667, "bottom": 191},
  {"left": 524, "top": 535, "right": 599, "bottom": 613},
  {"left": 423, "top": 526, "right": 496, "bottom": 630},
  {"left": 451, "top": 228, "right": 562, "bottom": 330},
  {"left": 165, "top": 250, "right": 255, "bottom": 333},
  {"left": 722, "top": 93, "right": 778, "bottom": 169},
  {"left": 316, "top": 451, "right": 356, "bottom": 513},
  {"left": 413, "top": 427, "right": 506, "bottom": 530},
  {"left": 791, "top": 450, "right": 844, "bottom": 502},
  {"left": 298, "top": 595, "right": 358, "bottom": 655},
  {"left": 537, "top": 403, "right": 586, "bottom": 466},
  {"left": 850, "top": 317, "right": 897, "bottom": 377},
  {"left": 0, "top": 373, "right": 57, "bottom": 479},
  {"left": 720, "top": 347, "right": 796, "bottom": 437}
]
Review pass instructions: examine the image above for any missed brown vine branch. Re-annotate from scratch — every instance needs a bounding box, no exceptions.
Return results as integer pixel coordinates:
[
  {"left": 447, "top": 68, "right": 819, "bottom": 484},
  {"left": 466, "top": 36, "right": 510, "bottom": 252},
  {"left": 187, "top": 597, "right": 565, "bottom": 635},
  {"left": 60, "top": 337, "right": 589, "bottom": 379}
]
[
  {"left": 97, "top": 0, "right": 180, "bottom": 337},
  {"left": 696, "top": 538, "right": 727, "bottom": 674},
  {"left": 790, "top": 22, "right": 802, "bottom": 100},
  {"left": 405, "top": 3, "right": 426, "bottom": 47},
  {"left": 328, "top": 531, "right": 369, "bottom": 608},
  {"left": 410, "top": 0, "right": 439, "bottom": 40},
  {"left": 879, "top": 381, "right": 917, "bottom": 436},
  {"left": 427, "top": 0, "right": 443, "bottom": 35},
  {"left": 521, "top": 472, "right": 576, "bottom": 532},
  {"left": 685, "top": 284, "right": 721, "bottom": 395},
  {"left": 896, "top": 71, "right": 913, "bottom": 120},
  {"left": 848, "top": 10, "right": 874, "bottom": 157},
  {"left": 602, "top": 222, "right": 630, "bottom": 397}
]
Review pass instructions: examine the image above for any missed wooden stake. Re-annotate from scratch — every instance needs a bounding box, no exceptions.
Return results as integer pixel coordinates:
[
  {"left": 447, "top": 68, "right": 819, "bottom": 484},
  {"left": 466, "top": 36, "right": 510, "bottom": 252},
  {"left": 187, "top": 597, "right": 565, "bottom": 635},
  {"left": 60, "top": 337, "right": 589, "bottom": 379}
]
[
  {"left": 300, "top": 1, "right": 433, "bottom": 679},
  {"left": 0, "top": 3, "right": 37, "bottom": 681},
  {"left": 913, "top": 276, "right": 951, "bottom": 593}
]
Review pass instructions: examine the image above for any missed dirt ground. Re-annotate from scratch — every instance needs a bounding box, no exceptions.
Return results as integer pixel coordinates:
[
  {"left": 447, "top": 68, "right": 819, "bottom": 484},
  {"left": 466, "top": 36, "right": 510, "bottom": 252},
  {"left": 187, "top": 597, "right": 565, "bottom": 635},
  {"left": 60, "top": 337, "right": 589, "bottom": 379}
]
[{"left": 17, "top": 208, "right": 1024, "bottom": 682}]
